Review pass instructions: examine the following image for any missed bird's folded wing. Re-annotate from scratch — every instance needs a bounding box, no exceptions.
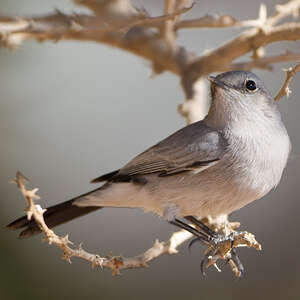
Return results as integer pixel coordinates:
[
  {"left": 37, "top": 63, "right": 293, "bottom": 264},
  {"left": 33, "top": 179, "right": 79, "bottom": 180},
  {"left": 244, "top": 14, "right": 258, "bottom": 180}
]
[{"left": 91, "top": 121, "right": 228, "bottom": 183}]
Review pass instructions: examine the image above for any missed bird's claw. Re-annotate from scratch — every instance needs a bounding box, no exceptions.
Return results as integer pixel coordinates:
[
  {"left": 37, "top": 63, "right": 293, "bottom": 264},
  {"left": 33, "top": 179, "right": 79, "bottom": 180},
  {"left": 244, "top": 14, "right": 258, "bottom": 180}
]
[
  {"left": 199, "top": 239, "right": 244, "bottom": 277},
  {"left": 170, "top": 216, "right": 261, "bottom": 277}
]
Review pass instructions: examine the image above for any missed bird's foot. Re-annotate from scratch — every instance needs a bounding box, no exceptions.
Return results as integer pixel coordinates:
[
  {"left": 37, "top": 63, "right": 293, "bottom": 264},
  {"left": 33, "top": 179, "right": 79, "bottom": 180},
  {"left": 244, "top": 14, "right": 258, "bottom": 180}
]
[{"left": 170, "top": 216, "right": 261, "bottom": 277}]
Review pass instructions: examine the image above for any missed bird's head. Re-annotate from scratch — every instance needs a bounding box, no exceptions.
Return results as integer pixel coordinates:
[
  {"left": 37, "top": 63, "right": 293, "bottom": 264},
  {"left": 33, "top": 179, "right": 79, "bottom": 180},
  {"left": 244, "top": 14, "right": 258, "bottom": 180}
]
[{"left": 206, "top": 71, "right": 279, "bottom": 129}]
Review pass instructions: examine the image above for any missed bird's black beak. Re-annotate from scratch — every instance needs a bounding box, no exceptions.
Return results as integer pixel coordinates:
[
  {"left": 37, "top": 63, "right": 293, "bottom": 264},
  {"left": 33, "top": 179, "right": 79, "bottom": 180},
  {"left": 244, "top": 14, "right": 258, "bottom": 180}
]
[
  {"left": 208, "top": 76, "right": 216, "bottom": 83},
  {"left": 208, "top": 76, "right": 231, "bottom": 91}
]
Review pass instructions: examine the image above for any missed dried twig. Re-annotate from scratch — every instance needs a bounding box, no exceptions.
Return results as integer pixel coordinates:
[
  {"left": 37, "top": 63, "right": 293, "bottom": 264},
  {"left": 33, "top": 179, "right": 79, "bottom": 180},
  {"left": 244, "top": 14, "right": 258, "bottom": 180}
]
[
  {"left": 275, "top": 62, "right": 300, "bottom": 101},
  {"left": 161, "top": 0, "right": 193, "bottom": 49},
  {"left": 176, "top": 8, "right": 269, "bottom": 30},
  {"left": 119, "top": 2, "right": 194, "bottom": 32},
  {"left": 12, "top": 171, "right": 193, "bottom": 275},
  {"left": 178, "top": 77, "right": 210, "bottom": 124},
  {"left": 12, "top": 172, "right": 261, "bottom": 277},
  {"left": 176, "top": 14, "right": 238, "bottom": 29},
  {"left": 161, "top": 0, "right": 177, "bottom": 49},
  {"left": 268, "top": 0, "right": 300, "bottom": 26}
]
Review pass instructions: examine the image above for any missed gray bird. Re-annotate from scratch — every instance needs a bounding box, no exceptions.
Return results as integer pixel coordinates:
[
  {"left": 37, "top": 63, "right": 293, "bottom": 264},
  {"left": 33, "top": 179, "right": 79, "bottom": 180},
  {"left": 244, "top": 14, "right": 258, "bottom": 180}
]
[{"left": 8, "top": 71, "right": 291, "bottom": 273}]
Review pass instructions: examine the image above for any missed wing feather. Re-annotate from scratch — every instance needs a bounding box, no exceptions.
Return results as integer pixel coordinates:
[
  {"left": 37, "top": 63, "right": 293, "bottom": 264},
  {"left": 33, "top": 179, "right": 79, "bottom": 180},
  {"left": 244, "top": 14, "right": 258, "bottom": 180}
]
[{"left": 91, "top": 121, "right": 228, "bottom": 183}]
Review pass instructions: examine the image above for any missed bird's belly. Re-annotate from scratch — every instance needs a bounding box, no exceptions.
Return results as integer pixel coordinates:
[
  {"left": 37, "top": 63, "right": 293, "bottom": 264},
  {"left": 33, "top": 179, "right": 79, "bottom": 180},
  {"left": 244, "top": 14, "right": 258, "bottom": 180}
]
[{"left": 145, "top": 164, "right": 262, "bottom": 219}]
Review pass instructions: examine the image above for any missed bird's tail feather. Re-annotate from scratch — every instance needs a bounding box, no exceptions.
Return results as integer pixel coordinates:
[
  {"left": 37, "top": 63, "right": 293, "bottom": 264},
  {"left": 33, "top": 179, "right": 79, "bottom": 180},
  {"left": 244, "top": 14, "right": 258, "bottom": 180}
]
[{"left": 6, "top": 188, "right": 103, "bottom": 239}]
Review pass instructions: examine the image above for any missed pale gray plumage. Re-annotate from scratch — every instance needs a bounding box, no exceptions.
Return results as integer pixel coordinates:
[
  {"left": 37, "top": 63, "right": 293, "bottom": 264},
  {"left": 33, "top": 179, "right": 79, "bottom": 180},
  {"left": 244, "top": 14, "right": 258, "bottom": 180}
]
[{"left": 8, "top": 71, "right": 291, "bottom": 238}]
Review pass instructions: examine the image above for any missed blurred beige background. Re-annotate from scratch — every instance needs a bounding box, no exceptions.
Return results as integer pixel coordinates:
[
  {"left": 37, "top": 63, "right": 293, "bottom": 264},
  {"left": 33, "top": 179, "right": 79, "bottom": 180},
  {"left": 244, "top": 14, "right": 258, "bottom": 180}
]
[{"left": 1, "top": 1, "right": 300, "bottom": 299}]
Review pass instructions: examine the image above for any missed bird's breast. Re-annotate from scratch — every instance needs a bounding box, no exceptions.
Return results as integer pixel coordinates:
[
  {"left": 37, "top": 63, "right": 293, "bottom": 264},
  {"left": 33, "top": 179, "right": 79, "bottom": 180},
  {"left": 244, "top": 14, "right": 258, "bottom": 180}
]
[{"left": 223, "top": 120, "right": 291, "bottom": 198}]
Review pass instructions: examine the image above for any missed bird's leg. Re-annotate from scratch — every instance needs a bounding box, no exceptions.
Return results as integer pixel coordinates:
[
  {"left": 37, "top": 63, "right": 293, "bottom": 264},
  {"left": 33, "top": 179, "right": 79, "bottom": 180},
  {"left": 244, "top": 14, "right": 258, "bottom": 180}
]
[
  {"left": 169, "top": 216, "right": 246, "bottom": 277},
  {"left": 185, "top": 215, "right": 218, "bottom": 237},
  {"left": 169, "top": 218, "right": 212, "bottom": 245}
]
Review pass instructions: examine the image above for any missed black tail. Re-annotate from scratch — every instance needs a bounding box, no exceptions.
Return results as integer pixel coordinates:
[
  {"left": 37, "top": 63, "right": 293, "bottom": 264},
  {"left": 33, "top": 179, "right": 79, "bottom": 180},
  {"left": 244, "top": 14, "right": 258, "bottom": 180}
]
[{"left": 6, "top": 189, "right": 102, "bottom": 239}]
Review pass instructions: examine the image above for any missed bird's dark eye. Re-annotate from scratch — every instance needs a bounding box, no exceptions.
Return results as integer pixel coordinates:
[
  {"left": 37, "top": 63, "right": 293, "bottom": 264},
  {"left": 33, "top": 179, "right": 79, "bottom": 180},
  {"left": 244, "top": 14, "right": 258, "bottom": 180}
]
[{"left": 245, "top": 80, "right": 257, "bottom": 91}]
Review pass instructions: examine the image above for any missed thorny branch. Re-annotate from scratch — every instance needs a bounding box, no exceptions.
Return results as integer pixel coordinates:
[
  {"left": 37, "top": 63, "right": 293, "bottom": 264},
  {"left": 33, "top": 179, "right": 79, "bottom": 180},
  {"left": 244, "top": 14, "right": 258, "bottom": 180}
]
[
  {"left": 12, "top": 172, "right": 261, "bottom": 277},
  {"left": 12, "top": 172, "right": 193, "bottom": 275}
]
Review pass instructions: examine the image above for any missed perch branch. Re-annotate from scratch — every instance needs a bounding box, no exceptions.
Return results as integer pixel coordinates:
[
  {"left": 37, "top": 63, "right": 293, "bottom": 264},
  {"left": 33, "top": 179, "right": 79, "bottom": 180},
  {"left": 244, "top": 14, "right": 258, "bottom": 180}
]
[
  {"left": 275, "top": 61, "right": 300, "bottom": 101},
  {"left": 12, "top": 171, "right": 193, "bottom": 275},
  {"left": 12, "top": 171, "right": 261, "bottom": 277}
]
